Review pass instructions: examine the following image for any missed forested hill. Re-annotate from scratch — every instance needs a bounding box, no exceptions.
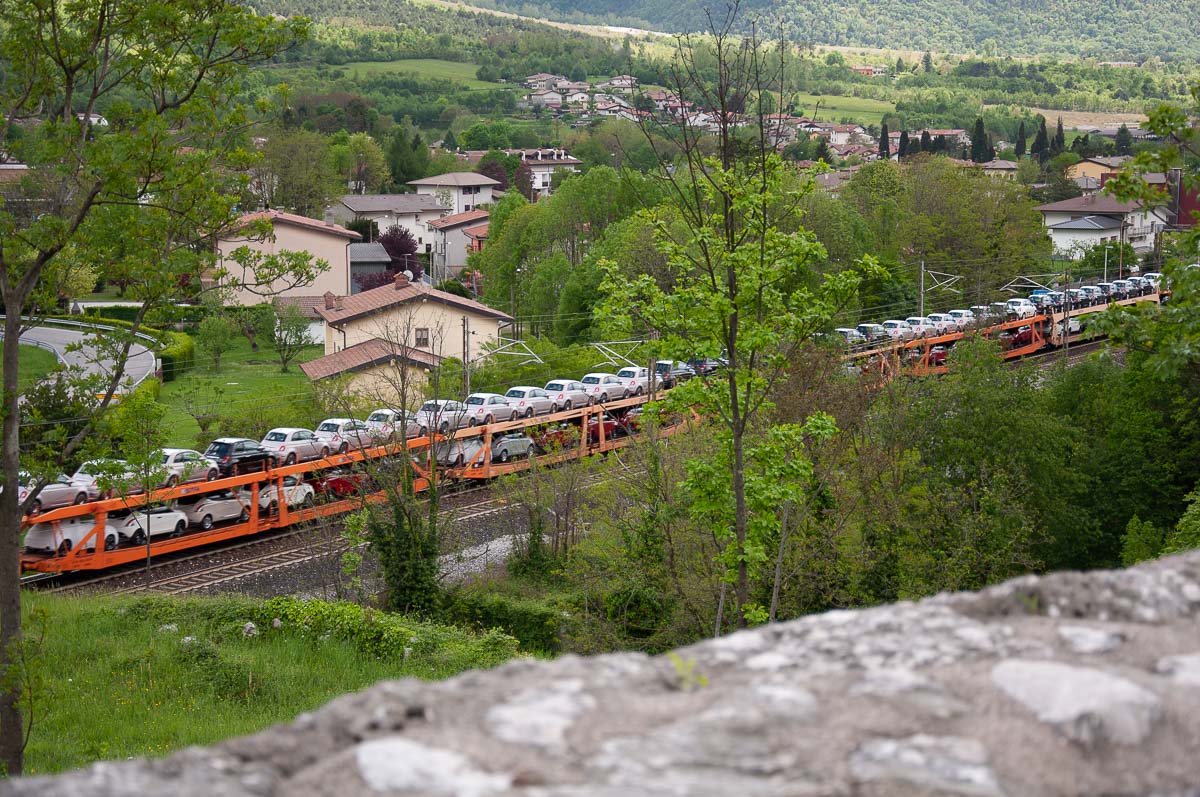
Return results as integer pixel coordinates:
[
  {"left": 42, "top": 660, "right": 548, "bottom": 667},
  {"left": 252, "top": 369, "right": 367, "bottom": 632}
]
[{"left": 451, "top": 0, "right": 1199, "bottom": 60}]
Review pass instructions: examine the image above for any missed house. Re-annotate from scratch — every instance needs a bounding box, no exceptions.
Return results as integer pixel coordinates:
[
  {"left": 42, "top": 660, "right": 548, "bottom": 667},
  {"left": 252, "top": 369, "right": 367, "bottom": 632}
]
[
  {"left": 464, "top": 222, "right": 488, "bottom": 254},
  {"left": 851, "top": 65, "right": 887, "bottom": 77},
  {"left": 1035, "top": 194, "right": 1170, "bottom": 258},
  {"left": 596, "top": 75, "right": 637, "bottom": 93},
  {"left": 528, "top": 89, "right": 564, "bottom": 108},
  {"left": 330, "top": 193, "right": 448, "bottom": 251},
  {"left": 299, "top": 272, "right": 514, "bottom": 402},
  {"left": 408, "top": 172, "right": 499, "bottom": 215},
  {"left": 563, "top": 90, "right": 590, "bottom": 104},
  {"left": 215, "top": 209, "right": 361, "bottom": 321},
  {"left": 555, "top": 80, "right": 590, "bottom": 92},
  {"left": 827, "top": 123, "right": 868, "bottom": 146},
  {"left": 980, "top": 159, "right": 1019, "bottom": 179},
  {"left": 1066, "top": 156, "right": 1133, "bottom": 181},
  {"left": 508, "top": 149, "right": 582, "bottom": 195},
  {"left": 427, "top": 209, "right": 490, "bottom": 280},
  {"left": 1074, "top": 175, "right": 1101, "bottom": 195},
  {"left": 523, "top": 73, "right": 566, "bottom": 90},
  {"left": 347, "top": 242, "right": 394, "bottom": 293}
]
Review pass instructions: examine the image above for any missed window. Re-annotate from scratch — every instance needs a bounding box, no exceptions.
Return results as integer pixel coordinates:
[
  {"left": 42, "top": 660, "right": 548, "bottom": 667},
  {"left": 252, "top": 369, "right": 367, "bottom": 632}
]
[{"left": 415, "top": 328, "right": 430, "bottom": 348}]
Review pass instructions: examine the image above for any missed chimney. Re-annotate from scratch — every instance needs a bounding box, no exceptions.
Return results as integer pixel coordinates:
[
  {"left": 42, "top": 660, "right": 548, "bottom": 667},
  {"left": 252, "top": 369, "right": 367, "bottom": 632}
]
[
  {"left": 334, "top": 295, "right": 343, "bottom": 310},
  {"left": 323, "top": 291, "right": 335, "bottom": 310},
  {"left": 324, "top": 206, "right": 335, "bottom": 226},
  {"left": 394, "top": 271, "right": 410, "bottom": 290}
]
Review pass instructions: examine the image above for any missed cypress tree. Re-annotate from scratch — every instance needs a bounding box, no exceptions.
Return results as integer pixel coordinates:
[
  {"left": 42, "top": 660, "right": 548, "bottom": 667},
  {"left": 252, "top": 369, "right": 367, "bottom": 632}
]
[
  {"left": 1115, "top": 124, "right": 1133, "bottom": 155},
  {"left": 814, "top": 137, "right": 830, "bottom": 163},
  {"left": 1052, "top": 116, "right": 1066, "bottom": 154},
  {"left": 443, "top": 128, "right": 459, "bottom": 152},
  {"left": 879, "top": 123, "right": 890, "bottom": 159},
  {"left": 898, "top": 130, "right": 910, "bottom": 158},
  {"left": 1014, "top": 121, "right": 1027, "bottom": 157},
  {"left": 970, "top": 117, "right": 988, "bottom": 162},
  {"left": 1031, "top": 117, "right": 1049, "bottom": 162},
  {"left": 922, "top": 50, "right": 933, "bottom": 73},
  {"left": 920, "top": 130, "right": 932, "bottom": 152}
]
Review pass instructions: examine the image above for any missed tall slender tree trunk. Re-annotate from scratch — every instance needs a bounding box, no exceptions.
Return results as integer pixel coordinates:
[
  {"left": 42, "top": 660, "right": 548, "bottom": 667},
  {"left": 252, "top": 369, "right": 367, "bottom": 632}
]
[{"left": 1, "top": 311, "right": 25, "bottom": 776}]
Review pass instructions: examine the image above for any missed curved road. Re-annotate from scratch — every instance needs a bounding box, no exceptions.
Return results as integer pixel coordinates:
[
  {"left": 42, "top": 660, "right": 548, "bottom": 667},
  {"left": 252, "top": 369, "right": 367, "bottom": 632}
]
[{"left": 11, "top": 325, "right": 156, "bottom": 389}]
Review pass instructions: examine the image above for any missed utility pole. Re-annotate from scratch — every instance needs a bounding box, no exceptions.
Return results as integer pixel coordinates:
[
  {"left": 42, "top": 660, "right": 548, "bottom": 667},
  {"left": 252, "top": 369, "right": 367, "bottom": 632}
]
[
  {"left": 1062, "top": 266, "right": 1071, "bottom": 362},
  {"left": 462, "top": 315, "right": 470, "bottom": 395},
  {"left": 1103, "top": 246, "right": 1109, "bottom": 283},
  {"left": 918, "top": 260, "right": 925, "bottom": 317}
]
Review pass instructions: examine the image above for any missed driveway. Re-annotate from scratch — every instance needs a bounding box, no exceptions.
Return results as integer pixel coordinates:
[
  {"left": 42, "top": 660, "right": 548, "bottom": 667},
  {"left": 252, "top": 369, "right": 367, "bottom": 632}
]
[{"left": 9, "top": 324, "right": 156, "bottom": 389}]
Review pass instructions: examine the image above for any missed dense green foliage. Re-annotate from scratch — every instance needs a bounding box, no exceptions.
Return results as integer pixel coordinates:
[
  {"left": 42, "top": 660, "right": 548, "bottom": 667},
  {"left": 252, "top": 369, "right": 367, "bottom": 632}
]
[{"left": 459, "top": 0, "right": 1200, "bottom": 60}]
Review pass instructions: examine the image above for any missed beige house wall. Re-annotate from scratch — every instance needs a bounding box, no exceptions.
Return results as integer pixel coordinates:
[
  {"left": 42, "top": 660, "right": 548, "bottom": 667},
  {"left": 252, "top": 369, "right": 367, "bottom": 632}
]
[
  {"left": 218, "top": 223, "right": 352, "bottom": 306},
  {"left": 347, "top": 363, "right": 430, "bottom": 409},
  {"left": 325, "top": 301, "right": 507, "bottom": 363},
  {"left": 1066, "top": 161, "right": 1115, "bottom": 181}
]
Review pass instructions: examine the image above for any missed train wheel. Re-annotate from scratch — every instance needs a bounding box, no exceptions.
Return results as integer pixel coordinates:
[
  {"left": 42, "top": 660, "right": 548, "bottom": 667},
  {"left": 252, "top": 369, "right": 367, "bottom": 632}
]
[{"left": 201, "top": 514, "right": 214, "bottom": 531}]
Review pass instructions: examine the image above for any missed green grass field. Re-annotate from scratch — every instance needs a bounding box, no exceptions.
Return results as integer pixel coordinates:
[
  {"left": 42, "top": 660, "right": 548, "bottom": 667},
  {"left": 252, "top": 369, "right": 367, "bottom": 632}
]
[
  {"left": 20, "top": 593, "right": 519, "bottom": 775},
  {"left": 340, "top": 58, "right": 496, "bottom": 90},
  {"left": 790, "top": 92, "right": 894, "bottom": 125},
  {"left": 3, "top": 344, "right": 59, "bottom": 393},
  {"left": 159, "top": 336, "right": 325, "bottom": 449}
]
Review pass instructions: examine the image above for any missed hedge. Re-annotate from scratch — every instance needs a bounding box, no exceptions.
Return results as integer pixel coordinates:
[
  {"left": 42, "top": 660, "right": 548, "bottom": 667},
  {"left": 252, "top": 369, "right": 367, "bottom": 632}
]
[
  {"left": 82, "top": 305, "right": 142, "bottom": 324},
  {"left": 444, "top": 590, "right": 562, "bottom": 654}
]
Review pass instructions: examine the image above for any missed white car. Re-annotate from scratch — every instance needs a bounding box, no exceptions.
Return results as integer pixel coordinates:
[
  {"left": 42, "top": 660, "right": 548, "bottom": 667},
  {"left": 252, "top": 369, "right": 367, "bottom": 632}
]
[
  {"left": 106, "top": 506, "right": 189, "bottom": 545},
  {"left": 882, "top": 320, "right": 915, "bottom": 341},
  {"left": 158, "top": 449, "right": 219, "bottom": 487},
  {"left": 464, "top": 393, "right": 517, "bottom": 425},
  {"left": 1143, "top": 272, "right": 1163, "bottom": 289},
  {"left": 904, "top": 317, "right": 936, "bottom": 338},
  {"left": 504, "top": 386, "right": 556, "bottom": 417},
  {"left": 925, "top": 313, "right": 958, "bottom": 334},
  {"left": 415, "top": 399, "right": 470, "bottom": 436},
  {"left": 581, "top": 372, "right": 624, "bottom": 403},
  {"left": 543, "top": 379, "right": 591, "bottom": 410},
  {"left": 834, "top": 327, "right": 867, "bottom": 346},
  {"left": 1006, "top": 298, "right": 1037, "bottom": 319},
  {"left": 175, "top": 491, "right": 250, "bottom": 530},
  {"left": 364, "top": 408, "right": 421, "bottom": 441},
  {"left": 856, "top": 323, "right": 889, "bottom": 343},
  {"left": 314, "top": 418, "right": 375, "bottom": 454},
  {"left": 947, "top": 309, "right": 975, "bottom": 328},
  {"left": 72, "top": 459, "right": 140, "bottom": 497},
  {"left": 24, "top": 516, "right": 113, "bottom": 555},
  {"left": 261, "top": 428, "right": 329, "bottom": 465},
  {"left": 615, "top": 366, "right": 652, "bottom": 397},
  {"left": 240, "top": 476, "right": 315, "bottom": 511},
  {"left": 15, "top": 473, "right": 97, "bottom": 514}
]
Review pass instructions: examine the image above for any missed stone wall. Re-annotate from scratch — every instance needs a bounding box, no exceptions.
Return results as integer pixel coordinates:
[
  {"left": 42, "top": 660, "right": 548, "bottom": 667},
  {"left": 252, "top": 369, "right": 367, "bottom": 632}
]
[{"left": 8, "top": 552, "right": 1200, "bottom": 796}]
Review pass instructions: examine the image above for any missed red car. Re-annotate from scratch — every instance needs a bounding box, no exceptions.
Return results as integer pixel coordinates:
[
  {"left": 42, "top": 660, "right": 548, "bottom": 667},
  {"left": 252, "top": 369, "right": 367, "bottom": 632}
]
[
  {"left": 586, "top": 413, "right": 622, "bottom": 442},
  {"left": 534, "top": 423, "right": 580, "bottom": 453},
  {"left": 928, "top": 345, "right": 948, "bottom": 366},
  {"left": 307, "top": 469, "right": 374, "bottom": 500}
]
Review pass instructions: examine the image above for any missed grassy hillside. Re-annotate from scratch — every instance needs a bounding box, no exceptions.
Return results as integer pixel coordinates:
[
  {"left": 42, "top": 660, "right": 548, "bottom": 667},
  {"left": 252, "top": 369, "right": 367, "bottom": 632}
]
[
  {"left": 792, "top": 92, "right": 894, "bottom": 125},
  {"left": 340, "top": 58, "right": 493, "bottom": 89},
  {"left": 455, "top": 0, "right": 1200, "bottom": 59},
  {"left": 20, "top": 593, "right": 520, "bottom": 775}
]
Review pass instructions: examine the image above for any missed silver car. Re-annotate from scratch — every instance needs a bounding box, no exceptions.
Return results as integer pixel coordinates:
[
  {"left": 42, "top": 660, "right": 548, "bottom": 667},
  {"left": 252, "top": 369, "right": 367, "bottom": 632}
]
[
  {"left": 175, "top": 491, "right": 250, "bottom": 530},
  {"left": 314, "top": 418, "right": 374, "bottom": 453},
  {"left": 925, "top": 313, "right": 958, "bottom": 334},
  {"left": 543, "top": 379, "right": 591, "bottom": 411},
  {"left": 504, "top": 386, "right": 556, "bottom": 417},
  {"left": 615, "top": 366, "right": 652, "bottom": 397},
  {"left": 947, "top": 309, "right": 975, "bottom": 328},
  {"left": 415, "top": 400, "right": 470, "bottom": 436},
  {"left": 464, "top": 393, "right": 517, "bottom": 425},
  {"left": 17, "top": 473, "right": 97, "bottom": 514},
  {"left": 882, "top": 320, "right": 915, "bottom": 341},
  {"left": 365, "top": 408, "right": 421, "bottom": 441},
  {"left": 581, "top": 372, "right": 624, "bottom": 403},
  {"left": 158, "top": 448, "right": 219, "bottom": 487},
  {"left": 260, "top": 428, "right": 329, "bottom": 466},
  {"left": 436, "top": 433, "right": 537, "bottom": 468}
]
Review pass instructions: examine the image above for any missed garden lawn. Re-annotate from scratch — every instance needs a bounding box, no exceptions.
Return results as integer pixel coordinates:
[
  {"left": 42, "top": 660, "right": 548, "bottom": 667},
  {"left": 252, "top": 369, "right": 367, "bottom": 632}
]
[
  {"left": 790, "top": 91, "right": 894, "bottom": 125},
  {"left": 3, "top": 344, "right": 59, "bottom": 393},
  {"left": 158, "top": 335, "right": 325, "bottom": 449},
  {"left": 341, "top": 59, "right": 497, "bottom": 90},
  {"left": 21, "top": 593, "right": 520, "bottom": 775}
]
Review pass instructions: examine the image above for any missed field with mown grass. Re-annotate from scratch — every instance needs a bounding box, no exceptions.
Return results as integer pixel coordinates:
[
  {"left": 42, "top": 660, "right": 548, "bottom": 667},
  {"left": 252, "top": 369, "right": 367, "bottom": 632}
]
[
  {"left": 20, "top": 593, "right": 521, "bottom": 775},
  {"left": 158, "top": 335, "right": 324, "bottom": 449},
  {"left": 6, "top": 344, "right": 59, "bottom": 393},
  {"left": 790, "top": 91, "right": 895, "bottom": 125},
  {"left": 340, "top": 58, "right": 497, "bottom": 90}
]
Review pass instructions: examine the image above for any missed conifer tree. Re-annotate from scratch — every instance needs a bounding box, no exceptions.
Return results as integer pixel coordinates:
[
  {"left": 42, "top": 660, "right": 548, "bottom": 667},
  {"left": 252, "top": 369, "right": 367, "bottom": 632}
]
[
  {"left": 970, "top": 117, "right": 989, "bottom": 163},
  {"left": 443, "top": 128, "right": 459, "bottom": 152},
  {"left": 1115, "top": 124, "right": 1133, "bottom": 155},
  {"left": 1015, "top": 121, "right": 1027, "bottom": 157},
  {"left": 1053, "top": 116, "right": 1066, "bottom": 154},
  {"left": 898, "top": 130, "right": 909, "bottom": 158},
  {"left": 1031, "top": 117, "right": 1049, "bottom": 162},
  {"left": 922, "top": 50, "right": 933, "bottom": 73},
  {"left": 920, "top": 130, "right": 932, "bottom": 152},
  {"left": 879, "top": 123, "right": 890, "bottom": 159}
]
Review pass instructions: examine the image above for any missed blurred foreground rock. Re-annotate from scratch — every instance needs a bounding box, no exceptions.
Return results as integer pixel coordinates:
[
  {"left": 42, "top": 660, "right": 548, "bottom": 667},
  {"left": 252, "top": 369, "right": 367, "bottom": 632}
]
[{"left": 8, "top": 552, "right": 1200, "bottom": 796}]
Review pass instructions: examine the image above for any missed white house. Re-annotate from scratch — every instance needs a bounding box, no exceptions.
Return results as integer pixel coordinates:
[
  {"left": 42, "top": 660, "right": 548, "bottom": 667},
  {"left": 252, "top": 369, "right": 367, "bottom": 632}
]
[
  {"left": 523, "top": 73, "right": 565, "bottom": 90},
  {"left": 330, "top": 193, "right": 448, "bottom": 250},
  {"left": 507, "top": 149, "right": 582, "bottom": 195},
  {"left": 427, "top": 209, "right": 490, "bottom": 280},
  {"left": 1035, "top": 194, "right": 1170, "bottom": 258},
  {"left": 408, "top": 172, "right": 499, "bottom": 215},
  {"left": 528, "top": 89, "right": 564, "bottom": 108},
  {"left": 597, "top": 74, "right": 638, "bottom": 93},
  {"left": 564, "top": 90, "right": 590, "bottom": 104}
]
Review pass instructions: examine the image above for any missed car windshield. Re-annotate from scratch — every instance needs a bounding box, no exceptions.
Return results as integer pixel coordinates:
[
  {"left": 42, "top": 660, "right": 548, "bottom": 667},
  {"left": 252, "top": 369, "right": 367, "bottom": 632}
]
[
  {"left": 546, "top": 382, "right": 565, "bottom": 391},
  {"left": 466, "top": 396, "right": 485, "bottom": 405},
  {"left": 582, "top": 376, "right": 600, "bottom": 385},
  {"left": 617, "top": 369, "right": 637, "bottom": 378},
  {"left": 505, "top": 389, "right": 526, "bottom": 398},
  {"left": 419, "top": 402, "right": 440, "bottom": 413},
  {"left": 205, "top": 443, "right": 230, "bottom": 456},
  {"left": 317, "top": 422, "right": 340, "bottom": 432},
  {"left": 264, "top": 432, "right": 287, "bottom": 442},
  {"left": 367, "top": 412, "right": 389, "bottom": 423},
  {"left": 160, "top": 454, "right": 171, "bottom": 464}
]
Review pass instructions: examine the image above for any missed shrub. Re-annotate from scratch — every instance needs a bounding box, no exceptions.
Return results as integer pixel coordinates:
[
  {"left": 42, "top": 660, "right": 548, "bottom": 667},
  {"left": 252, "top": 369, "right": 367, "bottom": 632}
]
[
  {"left": 444, "top": 590, "right": 562, "bottom": 653},
  {"left": 158, "top": 331, "right": 195, "bottom": 381}
]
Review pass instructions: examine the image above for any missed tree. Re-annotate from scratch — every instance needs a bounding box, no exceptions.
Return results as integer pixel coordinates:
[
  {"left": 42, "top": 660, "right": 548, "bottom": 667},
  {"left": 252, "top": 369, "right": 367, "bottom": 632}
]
[
  {"left": 879, "top": 123, "right": 891, "bottom": 159},
  {"left": 898, "top": 130, "right": 910, "bottom": 158},
  {"left": 922, "top": 50, "right": 934, "bottom": 73},
  {"left": 1031, "top": 117, "right": 1050, "bottom": 162},
  {"left": 920, "top": 130, "right": 932, "bottom": 153},
  {"left": 477, "top": 150, "right": 516, "bottom": 191},
  {"left": 378, "top": 225, "right": 421, "bottom": 280},
  {"left": 259, "top": 127, "right": 339, "bottom": 216},
  {"left": 0, "top": 0, "right": 303, "bottom": 774},
  {"left": 196, "top": 313, "right": 240, "bottom": 372},
  {"left": 1015, "top": 120, "right": 1027, "bottom": 157},
  {"left": 442, "top": 128, "right": 459, "bottom": 153},
  {"left": 970, "top": 117, "right": 989, "bottom": 163},
  {"left": 1115, "top": 123, "right": 1134, "bottom": 156},
  {"left": 598, "top": 17, "right": 871, "bottom": 632},
  {"left": 514, "top": 161, "right": 535, "bottom": 200},
  {"left": 330, "top": 132, "right": 388, "bottom": 195},
  {"left": 387, "top": 128, "right": 429, "bottom": 187},
  {"left": 1052, "top": 116, "right": 1066, "bottom": 154},
  {"left": 257, "top": 303, "right": 313, "bottom": 373},
  {"left": 813, "top": 137, "right": 830, "bottom": 163}
]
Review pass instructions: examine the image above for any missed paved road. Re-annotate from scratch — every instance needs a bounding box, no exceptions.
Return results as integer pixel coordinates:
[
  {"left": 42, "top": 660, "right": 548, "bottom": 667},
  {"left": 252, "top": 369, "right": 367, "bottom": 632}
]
[{"left": 10, "top": 325, "right": 156, "bottom": 388}]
